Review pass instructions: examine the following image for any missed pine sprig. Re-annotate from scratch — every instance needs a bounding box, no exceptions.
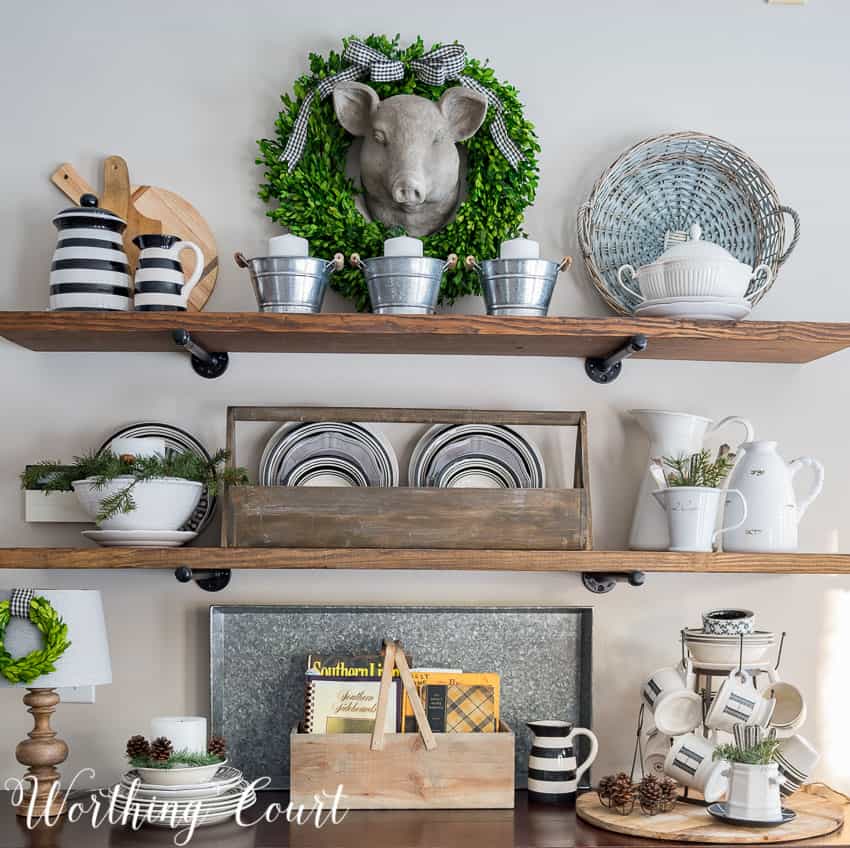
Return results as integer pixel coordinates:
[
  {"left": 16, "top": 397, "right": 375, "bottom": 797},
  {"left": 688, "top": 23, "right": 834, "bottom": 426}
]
[
  {"left": 713, "top": 739, "right": 781, "bottom": 766},
  {"left": 21, "top": 449, "right": 250, "bottom": 522},
  {"left": 128, "top": 749, "right": 226, "bottom": 770},
  {"left": 662, "top": 447, "right": 735, "bottom": 488}
]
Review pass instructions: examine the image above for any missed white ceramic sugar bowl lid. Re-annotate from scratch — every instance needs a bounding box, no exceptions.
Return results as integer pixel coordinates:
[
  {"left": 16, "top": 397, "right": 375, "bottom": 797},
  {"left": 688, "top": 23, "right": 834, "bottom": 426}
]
[{"left": 656, "top": 223, "right": 739, "bottom": 264}]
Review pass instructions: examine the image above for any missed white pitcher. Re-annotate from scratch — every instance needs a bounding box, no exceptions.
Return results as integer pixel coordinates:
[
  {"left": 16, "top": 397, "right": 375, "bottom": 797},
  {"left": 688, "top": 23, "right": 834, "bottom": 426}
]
[
  {"left": 628, "top": 410, "right": 754, "bottom": 550},
  {"left": 724, "top": 441, "right": 824, "bottom": 552}
]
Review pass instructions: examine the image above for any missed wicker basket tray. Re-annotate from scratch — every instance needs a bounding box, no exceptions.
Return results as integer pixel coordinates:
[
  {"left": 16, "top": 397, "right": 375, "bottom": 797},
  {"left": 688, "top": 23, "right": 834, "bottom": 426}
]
[{"left": 577, "top": 131, "right": 800, "bottom": 315}]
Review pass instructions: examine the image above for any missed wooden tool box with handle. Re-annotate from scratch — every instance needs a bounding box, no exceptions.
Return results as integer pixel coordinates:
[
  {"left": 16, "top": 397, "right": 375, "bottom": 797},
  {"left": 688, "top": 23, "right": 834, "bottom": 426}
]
[{"left": 290, "top": 639, "right": 516, "bottom": 810}]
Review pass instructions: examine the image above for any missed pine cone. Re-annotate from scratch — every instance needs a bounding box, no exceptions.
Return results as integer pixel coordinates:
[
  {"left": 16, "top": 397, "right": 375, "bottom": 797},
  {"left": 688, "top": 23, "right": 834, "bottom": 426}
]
[
  {"left": 150, "top": 736, "right": 173, "bottom": 763},
  {"left": 207, "top": 736, "right": 227, "bottom": 759},
  {"left": 598, "top": 774, "right": 616, "bottom": 806},
  {"left": 610, "top": 773, "right": 636, "bottom": 816},
  {"left": 125, "top": 735, "right": 150, "bottom": 760},
  {"left": 639, "top": 774, "right": 663, "bottom": 815},
  {"left": 659, "top": 777, "right": 678, "bottom": 812}
]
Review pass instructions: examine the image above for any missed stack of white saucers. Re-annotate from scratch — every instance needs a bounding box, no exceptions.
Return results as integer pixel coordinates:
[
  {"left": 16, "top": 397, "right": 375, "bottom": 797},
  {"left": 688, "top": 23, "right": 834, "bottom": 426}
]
[
  {"left": 634, "top": 296, "right": 751, "bottom": 321},
  {"left": 107, "top": 766, "right": 254, "bottom": 829},
  {"left": 683, "top": 628, "right": 777, "bottom": 667}
]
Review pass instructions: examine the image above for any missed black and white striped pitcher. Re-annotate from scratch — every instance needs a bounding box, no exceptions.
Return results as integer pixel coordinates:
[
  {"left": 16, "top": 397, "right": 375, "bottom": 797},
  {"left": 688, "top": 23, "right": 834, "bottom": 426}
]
[
  {"left": 132, "top": 234, "right": 204, "bottom": 311},
  {"left": 527, "top": 720, "right": 599, "bottom": 805},
  {"left": 50, "top": 194, "right": 130, "bottom": 311}
]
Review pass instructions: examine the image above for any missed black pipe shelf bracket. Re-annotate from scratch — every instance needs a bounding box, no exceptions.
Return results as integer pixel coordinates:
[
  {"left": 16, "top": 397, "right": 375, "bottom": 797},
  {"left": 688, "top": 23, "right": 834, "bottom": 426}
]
[
  {"left": 172, "top": 329, "right": 229, "bottom": 379},
  {"left": 174, "top": 566, "right": 232, "bottom": 592},
  {"left": 582, "top": 571, "right": 646, "bottom": 594},
  {"left": 585, "top": 334, "right": 648, "bottom": 384}
]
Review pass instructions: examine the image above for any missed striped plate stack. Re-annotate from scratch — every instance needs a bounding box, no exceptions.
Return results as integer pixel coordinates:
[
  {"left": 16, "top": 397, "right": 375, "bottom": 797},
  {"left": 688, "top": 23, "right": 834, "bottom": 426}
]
[{"left": 50, "top": 193, "right": 130, "bottom": 311}]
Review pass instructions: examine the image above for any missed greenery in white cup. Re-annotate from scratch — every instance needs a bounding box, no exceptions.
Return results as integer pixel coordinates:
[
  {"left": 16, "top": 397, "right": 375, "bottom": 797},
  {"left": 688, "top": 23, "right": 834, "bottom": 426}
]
[
  {"left": 659, "top": 445, "right": 736, "bottom": 488},
  {"left": 713, "top": 737, "right": 781, "bottom": 766},
  {"left": 21, "top": 449, "right": 249, "bottom": 522}
]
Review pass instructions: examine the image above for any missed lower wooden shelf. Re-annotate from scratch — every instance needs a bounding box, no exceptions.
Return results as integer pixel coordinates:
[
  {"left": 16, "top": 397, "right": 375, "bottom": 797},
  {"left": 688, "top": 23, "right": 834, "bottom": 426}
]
[{"left": 0, "top": 547, "right": 847, "bottom": 573}]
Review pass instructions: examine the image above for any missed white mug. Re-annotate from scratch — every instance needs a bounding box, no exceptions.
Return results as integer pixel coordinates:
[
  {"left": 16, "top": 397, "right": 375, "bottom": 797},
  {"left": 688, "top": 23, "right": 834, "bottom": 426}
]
[
  {"left": 653, "top": 487, "right": 747, "bottom": 552},
  {"left": 663, "top": 733, "right": 729, "bottom": 803},
  {"left": 724, "top": 762, "right": 785, "bottom": 822},
  {"left": 641, "top": 666, "right": 702, "bottom": 737},
  {"left": 705, "top": 670, "right": 775, "bottom": 733},
  {"left": 761, "top": 681, "right": 807, "bottom": 737},
  {"left": 777, "top": 733, "right": 820, "bottom": 778}
]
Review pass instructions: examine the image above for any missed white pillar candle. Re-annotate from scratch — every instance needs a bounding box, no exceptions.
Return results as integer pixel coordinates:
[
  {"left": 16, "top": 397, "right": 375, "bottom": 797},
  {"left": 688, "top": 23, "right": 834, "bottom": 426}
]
[
  {"left": 500, "top": 237, "right": 540, "bottom": 260},
  {"left": 268, "top": 234, "right": 309, "bottom": 257},
  {"left": 150, "top": 716, "right": 207, "bottom": 754},
  {"left": 383, "top": 236, "right": 424, "bottom": 257}
]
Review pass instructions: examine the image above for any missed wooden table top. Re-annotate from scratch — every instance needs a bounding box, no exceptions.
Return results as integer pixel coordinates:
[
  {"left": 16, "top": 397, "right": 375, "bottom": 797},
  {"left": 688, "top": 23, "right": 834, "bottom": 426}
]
[{"left": 1, "top": 790, "right": 848, "bottom": 848}]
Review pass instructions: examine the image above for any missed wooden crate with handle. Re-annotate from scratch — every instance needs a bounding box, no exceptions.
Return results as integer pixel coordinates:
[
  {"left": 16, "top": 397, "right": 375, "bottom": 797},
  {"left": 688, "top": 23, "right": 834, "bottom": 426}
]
[
  {"left": 223, "top": 406, "right": 591, "bottom": 551},
  {"left": 290, "top": 639, "right": 515, "bottom": 810}
]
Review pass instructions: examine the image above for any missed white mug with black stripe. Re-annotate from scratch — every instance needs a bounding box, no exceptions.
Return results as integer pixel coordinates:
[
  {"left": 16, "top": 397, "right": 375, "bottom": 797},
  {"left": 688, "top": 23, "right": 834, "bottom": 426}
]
[
  {"left": 705, "top": 669, "right": 776, "bottom": 733},
  {"left": 526, "top": 720, "right": 598, "bottom": 805},
  {"left": 49, "top": 194, "right": 130, "bottom": 311},
  {"left": 133, "top": 234, "right": 205, "bottom": 311}
]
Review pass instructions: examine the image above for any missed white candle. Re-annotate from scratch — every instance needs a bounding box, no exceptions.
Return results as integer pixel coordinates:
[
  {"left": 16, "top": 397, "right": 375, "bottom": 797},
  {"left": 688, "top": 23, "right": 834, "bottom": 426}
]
[
  {"left": 383, "top": 236, "right": 424, "bottom": 257},
  {"left": 268, "top": 234, "right": 309, "bottom": 257},
  {"left": 500, "top": 237, "right": 540, "bottom": 260},
  {"left": 150, "top": 716, "right": 207, "bottom": 754}
]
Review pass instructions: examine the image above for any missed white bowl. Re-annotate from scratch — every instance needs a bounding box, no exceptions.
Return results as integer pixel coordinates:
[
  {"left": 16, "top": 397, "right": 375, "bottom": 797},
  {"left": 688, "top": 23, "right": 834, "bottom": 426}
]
[
  {"left": 73, "top": 477, "right": 202, "bottom": 531},
  {"left": 684, "top": 630, "right": 776, "bottom": 665},
  {"left": 134, "top": 760, "right": 228, "bottom": 786}
]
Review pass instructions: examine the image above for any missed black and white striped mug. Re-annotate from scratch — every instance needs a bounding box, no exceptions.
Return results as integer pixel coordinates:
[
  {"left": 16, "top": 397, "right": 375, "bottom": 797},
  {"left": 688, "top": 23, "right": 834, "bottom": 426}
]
[
  {"left": 527, "top": 720, "right": 598, "bottom": 805},
  {"left": 49, "top": 194, "right": 130, "bottom": 311},
  {"left": 132, "top": 234, "right": 205, "bottom": 311}
]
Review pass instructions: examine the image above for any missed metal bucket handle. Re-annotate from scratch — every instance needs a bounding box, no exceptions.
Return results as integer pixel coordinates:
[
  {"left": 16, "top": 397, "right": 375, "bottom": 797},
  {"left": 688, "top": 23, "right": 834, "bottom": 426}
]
[
  {"left": 234, "top": 251, "right": 250, "bottom": 269},
  {"left": 351, "top": 253, "right": 458, "bottom": 272},
  {"left": 327, "top": 253, "right": 345, "bottom": 272},
  {"left": 465, "top": 255, "right": 572, "bottom": 272}
]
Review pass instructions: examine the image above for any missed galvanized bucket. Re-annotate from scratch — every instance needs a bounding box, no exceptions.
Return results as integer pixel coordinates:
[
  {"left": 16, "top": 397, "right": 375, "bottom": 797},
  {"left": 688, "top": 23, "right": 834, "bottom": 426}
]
[
  {"left": 235, "top": 252, "right": 344, "bottom": 313},
  {"left": 465, "top": 255, "right": 572, "bottom": 317},
  {"left": 350, "top": 254, "right": 458, "bottom": 315}
]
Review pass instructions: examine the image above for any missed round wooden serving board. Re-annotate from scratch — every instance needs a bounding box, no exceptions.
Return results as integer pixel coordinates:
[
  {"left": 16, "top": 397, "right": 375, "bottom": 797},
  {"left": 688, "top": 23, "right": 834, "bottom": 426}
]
[{"left": 576, "top": 790, "right": 844, "bottom": 844}]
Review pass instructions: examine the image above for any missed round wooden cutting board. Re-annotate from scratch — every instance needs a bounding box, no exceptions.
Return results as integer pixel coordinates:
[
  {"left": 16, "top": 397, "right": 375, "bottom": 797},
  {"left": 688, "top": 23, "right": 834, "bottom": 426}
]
[
  {"left": 576, "top": 789, "right": 844, "bottom": 844},
  {"left": 130, "top": 185, "right": 218, "bottom": 312}
]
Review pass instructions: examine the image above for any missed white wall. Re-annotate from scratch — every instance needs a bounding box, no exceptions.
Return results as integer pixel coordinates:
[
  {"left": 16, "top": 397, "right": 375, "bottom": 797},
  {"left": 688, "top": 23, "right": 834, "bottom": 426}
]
[{"left": 1, "top": 0, "right": 850, "bottom": 793}]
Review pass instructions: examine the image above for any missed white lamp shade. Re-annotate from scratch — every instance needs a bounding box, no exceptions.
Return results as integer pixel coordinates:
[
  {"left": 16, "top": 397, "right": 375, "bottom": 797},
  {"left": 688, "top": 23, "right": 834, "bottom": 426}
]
[{"left": 0, "top": 589, "right": 111, "bottom": 688}]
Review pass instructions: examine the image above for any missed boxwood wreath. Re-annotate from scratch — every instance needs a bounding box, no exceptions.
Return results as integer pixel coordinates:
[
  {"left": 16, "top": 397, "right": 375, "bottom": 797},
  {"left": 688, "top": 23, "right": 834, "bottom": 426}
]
[
  {"left": 257, "top": 34, "right": 540, "bottom": 311},
  {"left": 0, "top": 596, "right": 71, "bottom": 684}
]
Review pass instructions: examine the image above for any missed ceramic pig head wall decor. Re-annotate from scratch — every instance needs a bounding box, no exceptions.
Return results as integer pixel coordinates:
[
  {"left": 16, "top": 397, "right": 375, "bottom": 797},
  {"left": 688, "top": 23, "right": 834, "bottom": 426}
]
[{"left": 332, "top": 81, "right": 488, "bottom": 237}]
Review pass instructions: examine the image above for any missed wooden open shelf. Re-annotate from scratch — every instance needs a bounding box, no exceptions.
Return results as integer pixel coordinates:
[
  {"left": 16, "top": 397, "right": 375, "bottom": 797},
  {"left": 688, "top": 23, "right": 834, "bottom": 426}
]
[
  {"left": 0, "top": 547, "right": 847, "bottom": 573},
  {"left": 1, "top": 311, "right": 849, "bottom": 363}
]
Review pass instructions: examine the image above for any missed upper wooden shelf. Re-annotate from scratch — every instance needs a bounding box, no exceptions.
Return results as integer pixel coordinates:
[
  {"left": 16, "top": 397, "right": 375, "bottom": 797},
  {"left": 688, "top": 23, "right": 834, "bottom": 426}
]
[
  {"left": 0, "top": 311, "right": 848, "bottom": 363},
  {"left": 0, "top": 547, "right": 847, "bottom": 573}
]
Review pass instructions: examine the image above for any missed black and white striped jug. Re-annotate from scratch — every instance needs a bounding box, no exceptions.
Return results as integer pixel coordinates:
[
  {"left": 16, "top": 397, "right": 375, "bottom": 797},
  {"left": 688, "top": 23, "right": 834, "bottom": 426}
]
[
  {"left": 132, "top": 234, "right": 205, "bottom": 311},
  {"left": 50, "top": 194, "right": 130, "bottom": 311},
  {"left": 527, "top": 720, "right": 599, "bottom": 805}
]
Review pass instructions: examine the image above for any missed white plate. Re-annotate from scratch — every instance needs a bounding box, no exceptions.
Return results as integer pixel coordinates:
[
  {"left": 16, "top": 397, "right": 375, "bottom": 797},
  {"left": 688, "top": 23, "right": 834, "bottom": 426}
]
[
  {"left": 108, "top": 783, "right": 253, "bottom": 812},
  {"left": 82, "top": 530, "right": 198, "bottom": 547},
  {"left": 635, "top": 298, "right": 750, "bottom": 321}
]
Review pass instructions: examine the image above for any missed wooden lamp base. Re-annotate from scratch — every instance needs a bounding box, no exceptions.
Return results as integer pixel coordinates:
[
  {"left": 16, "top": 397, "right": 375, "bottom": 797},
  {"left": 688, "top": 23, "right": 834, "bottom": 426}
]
[{"left": 14, "top": 689, "right": 69, "bottom": 818}]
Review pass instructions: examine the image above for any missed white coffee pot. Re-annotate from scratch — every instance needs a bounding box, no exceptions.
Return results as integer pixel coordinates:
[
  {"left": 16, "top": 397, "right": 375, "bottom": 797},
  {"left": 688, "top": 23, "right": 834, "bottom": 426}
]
[{"left": 724, "top": 441, "right": 824, "bottom": 553}]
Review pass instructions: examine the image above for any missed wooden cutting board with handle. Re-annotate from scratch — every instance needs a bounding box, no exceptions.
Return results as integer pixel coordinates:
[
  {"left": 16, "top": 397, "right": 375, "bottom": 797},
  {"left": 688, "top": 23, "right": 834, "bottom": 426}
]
[{"left": 51, "top": 160, "right": 218, "bottom": 311}]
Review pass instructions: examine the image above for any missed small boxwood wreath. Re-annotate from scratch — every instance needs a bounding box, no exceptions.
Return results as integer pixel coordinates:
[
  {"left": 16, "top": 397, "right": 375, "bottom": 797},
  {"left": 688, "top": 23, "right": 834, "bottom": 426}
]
[
  {"left": 0, "top": 596, "right": 71, "bottom": 684},
  {"left": 257, "top": 34, "right": 540, "bottom": 311}
]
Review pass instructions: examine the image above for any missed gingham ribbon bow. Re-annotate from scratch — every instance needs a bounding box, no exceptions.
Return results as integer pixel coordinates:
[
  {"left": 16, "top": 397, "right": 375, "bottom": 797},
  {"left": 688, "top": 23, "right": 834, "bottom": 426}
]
[
  {"left": 279, "top": 40, "right": 524, "bottom": 172},
  {"left": 10, "top": 588, "right": 35, "bottom": 618}
]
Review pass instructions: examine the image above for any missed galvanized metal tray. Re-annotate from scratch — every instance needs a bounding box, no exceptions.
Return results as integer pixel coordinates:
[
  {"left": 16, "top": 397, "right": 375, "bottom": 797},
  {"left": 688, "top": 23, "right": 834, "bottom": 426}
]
[{"left": 210, "top": 605, "right": 592, "bottom": 789}]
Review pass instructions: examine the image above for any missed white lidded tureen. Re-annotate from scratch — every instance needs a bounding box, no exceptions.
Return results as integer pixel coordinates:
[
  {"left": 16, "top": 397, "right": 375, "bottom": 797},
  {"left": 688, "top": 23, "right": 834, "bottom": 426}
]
[{"left": 617, "top": 224, "right": 773, "bottom": 303}]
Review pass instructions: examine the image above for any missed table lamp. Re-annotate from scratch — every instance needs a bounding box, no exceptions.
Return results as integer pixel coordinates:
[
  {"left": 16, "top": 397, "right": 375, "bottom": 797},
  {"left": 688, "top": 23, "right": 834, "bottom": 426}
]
[{"left": 0, "top": 589, "right": 111, "bottom": 817}]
